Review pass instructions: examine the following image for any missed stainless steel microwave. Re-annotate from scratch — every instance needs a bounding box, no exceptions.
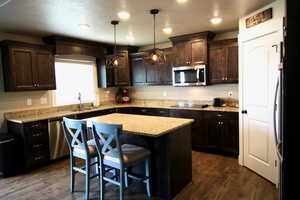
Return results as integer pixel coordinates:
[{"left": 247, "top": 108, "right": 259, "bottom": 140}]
[{"left": 172, "top": 65, "right": 207, "bottom": 86}]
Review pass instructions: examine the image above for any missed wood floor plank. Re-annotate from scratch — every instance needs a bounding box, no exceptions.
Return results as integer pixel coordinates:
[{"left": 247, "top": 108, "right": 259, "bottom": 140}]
[{"left": 0, "top": 151, "right": 277, "bottom": 200}]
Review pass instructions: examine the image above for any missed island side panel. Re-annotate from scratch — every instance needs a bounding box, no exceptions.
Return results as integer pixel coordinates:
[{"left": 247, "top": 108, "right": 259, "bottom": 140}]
[
  {"left": 167, "top": 124, "right": 192, "bottom": 199},
  {"left": 119, "top": 124, "right": 192, "bottom": 200}
]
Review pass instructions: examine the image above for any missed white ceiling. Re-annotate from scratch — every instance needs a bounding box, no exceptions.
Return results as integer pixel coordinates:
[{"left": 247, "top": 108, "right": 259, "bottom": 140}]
[{"left": 0, "top": 0, "right": 274, "bottom": 46}]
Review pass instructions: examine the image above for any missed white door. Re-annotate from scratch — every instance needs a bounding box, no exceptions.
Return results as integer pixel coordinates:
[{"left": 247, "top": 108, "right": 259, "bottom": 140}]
[{"left": 242, "top": 31, "right": 281, "bottom": 184}]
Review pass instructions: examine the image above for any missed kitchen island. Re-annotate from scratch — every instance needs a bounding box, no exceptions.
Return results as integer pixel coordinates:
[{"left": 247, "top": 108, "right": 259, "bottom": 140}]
[{"left": 87, "top": 113, "right": 194, "bottom": 200}]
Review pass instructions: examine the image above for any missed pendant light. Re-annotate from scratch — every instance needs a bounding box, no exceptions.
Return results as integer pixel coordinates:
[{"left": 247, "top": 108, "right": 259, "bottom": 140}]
[
  {"left": 105, "top": 20, "right": 121, "bottom": 67},
  {"left": 144, "top": 9, "right": 166, "bottom": 65}
]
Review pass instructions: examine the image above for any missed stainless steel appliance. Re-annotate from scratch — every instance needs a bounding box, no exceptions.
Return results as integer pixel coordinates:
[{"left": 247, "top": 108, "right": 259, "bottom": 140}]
[
  {"left": 273, "top": 38, "right": 285, "bottom": 199},
  {"left": 172, "top": 65, "right": 207, "bottom": 86},
  {"left": 48, "top": 116, "right": 73, "bottom": 160}
]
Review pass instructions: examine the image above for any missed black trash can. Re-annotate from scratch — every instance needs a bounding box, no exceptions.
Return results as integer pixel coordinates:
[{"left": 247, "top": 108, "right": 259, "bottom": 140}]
[{"left": 0, "top": 133, "right": 19, "bottom": 178}]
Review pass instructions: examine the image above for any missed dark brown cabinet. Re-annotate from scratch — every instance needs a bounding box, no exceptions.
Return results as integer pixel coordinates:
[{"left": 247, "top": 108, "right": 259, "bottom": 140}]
[
  {"left": 114, "top": 50, "right": 131, "bottom": 86},
  {"left": 208, "top": 39, "right": 238, "bottom": 84},
  {"left": 130, "top": 53, "right": 147, "bottom": 86},
  {"left": 130, "top": 48, "right": 173, "bottom": 86},
  {"left": 170, "top": 31, "right": 215, "bottom": 67},
  {"left": 1, "top": 41, "right": 56, "bottom": 91},
  {"left": 7, "top": 120, "right": 50, "bottom": 171},
  {"left": 169, "top": 109, "right": 239, "bottom": 156},
  {"left": 76, "top": 108, "right": 116, "bottom": 119}
]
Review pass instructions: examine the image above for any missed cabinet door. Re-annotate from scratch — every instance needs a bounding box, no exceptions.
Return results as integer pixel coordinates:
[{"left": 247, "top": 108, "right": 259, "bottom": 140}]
[
  {"left": 146, "top": 63, "right": 160, "bottom": 84},
  {"left": 114, "top": 50, "right": 131, "bottom": 86},
  {"left": 131, "top": 57, "right": 146, "bottom": 85},
  {"left": 190, "top": 39, "right": 206, "bottom": 65},
  {"left": 169, "top": 109, "right": 207, "bottom": 149},
  {"left": 34, "top": 51, "right": 56, "bottom": 90},
  {"left": 226, "top": 45, "right": 239, "bottom": 83},
  {"left": 209, "top": 47, "right": 227, "bottom": 84},
  {"left": 159, "top": 48, "right": 173, "bottom": 84},
  {"left": 220, "top": 113, "right": 239, "bottom": 155},
  {"left": 10, "top": 48, "right": 35, "bottom": 90},
  {"left": 172, "top": 41, "right": 189, "bottom": 66},
  {"left": 205, "top": 112, "right": 220, "bottom": 150}
]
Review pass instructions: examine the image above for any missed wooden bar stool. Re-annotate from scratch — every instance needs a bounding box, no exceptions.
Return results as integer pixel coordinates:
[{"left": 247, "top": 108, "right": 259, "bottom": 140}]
[
  {"left": 92, "top": 121, "right": 152, "bottom": 200},
  {"left": 62, "top": 117, "right": 100, "bottom": 200}
]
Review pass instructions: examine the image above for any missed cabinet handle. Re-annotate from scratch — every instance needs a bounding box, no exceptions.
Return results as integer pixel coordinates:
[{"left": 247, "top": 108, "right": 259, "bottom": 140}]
[
  {"left": 31, "top": 124, "right": 40, "bottom": 128},
  {"left": 216, "top": 114, "right": 224, "bottom": 117},
  {"left": 33, "top": 144, "right": 43, "bottom": 148},
  {"left": 34, "top": 156, "right": 44, "bottom": 161},
  {"left": 141, "top": 109, "right": 147, "bottom": 112},
  {"left": 32, "top": 133, "right": 42, "bottom": 137}
]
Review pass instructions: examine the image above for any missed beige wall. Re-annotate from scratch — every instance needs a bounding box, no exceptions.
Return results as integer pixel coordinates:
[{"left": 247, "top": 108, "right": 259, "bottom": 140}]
[{"left": 130, "top": 84, "right": 238, "bottom": 101}]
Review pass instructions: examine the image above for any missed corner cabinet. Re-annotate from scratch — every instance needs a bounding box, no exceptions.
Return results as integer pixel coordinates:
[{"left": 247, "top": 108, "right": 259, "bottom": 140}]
[
  {"left": 1, "top": 40, "right": 56, "bottom": 91},
  {"left": 169, "top": 31, "right": 215, "bottom": 66},
  {"left": 208, "top": 39, "right": 239, "bottom": 84}
]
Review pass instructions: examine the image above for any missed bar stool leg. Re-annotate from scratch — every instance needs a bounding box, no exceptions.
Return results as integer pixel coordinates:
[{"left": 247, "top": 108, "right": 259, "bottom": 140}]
[
  {"left": 99, "top": 165, "right": 104, "bottom": 200},
  {"left": 70, "top": 156, "right": 75, "bottom": 193},
  {"left": 85, "top": 159, "right": 90, "bottom": 200},
  {"left": 145, "top": 158, "right": 152, "bottom": 198},
  {"left": 119, "top": 168, "right": 124, "bottom": 200}
]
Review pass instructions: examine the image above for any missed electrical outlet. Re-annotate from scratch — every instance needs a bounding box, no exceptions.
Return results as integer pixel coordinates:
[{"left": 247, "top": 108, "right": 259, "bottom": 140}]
[
  {"left": 163, "top": 91, "right": 167, "bottom": 97},
  {"left": 26, "top": 98, "right": 32, "bottom": 106},
  {"left": 40, "top": 97, "right": 48, "bottom": 105},
  {"left": 228, "top": 91, "right": 233, "bottom": 97}
]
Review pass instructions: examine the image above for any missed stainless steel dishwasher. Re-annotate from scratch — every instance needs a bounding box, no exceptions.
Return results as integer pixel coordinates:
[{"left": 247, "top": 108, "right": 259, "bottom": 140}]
[{"left": 48, "top": 115, "right": 75, "bottom": 160}]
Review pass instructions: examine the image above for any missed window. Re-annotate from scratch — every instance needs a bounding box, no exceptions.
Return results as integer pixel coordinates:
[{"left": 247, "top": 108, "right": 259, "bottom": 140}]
[{"left": 54, "top": 60, "right": 97, "bottom": 106}]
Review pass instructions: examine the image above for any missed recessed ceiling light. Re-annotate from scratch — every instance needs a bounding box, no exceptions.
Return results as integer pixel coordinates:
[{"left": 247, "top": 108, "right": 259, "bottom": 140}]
[
  {"left": 163, "top": 27, "right": 173, "bottom": 34},
  {"left": 210, "top": 17, "right": 223, "bottom": 25},
  {"left": 126, "top": 35, "right": 135, "bottom": 42},
  {"left": 118, "top": 11, "right": 130, "bottom": 20},
  {"left": 78, "top": 24, "right": 90, "bottom": 29},
  {"left": 177, "top": 0, "right": 188, "bottom": 4}
]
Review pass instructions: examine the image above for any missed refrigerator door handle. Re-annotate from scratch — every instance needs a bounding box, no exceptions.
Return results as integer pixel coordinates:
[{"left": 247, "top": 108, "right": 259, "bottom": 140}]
[{"left": 273, "top": 77, "right": 283, "bottom": 163}]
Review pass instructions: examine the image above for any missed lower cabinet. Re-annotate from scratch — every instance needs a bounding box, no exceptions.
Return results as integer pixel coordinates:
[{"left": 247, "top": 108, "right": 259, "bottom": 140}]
[
  {"left": 7, "top": 120, "right": 50, "bottom": 171},
  {"left": 76, "top": 108, "right": 116, "bottom": 119},
  {"left": 169, "top": 109, "right": 239, "bottom": 156}
]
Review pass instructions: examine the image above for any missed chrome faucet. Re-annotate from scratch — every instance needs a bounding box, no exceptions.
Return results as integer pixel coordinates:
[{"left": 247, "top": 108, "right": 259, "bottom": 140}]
[{"left": 78, "top": 92, "right": 83, "bottom": 111}]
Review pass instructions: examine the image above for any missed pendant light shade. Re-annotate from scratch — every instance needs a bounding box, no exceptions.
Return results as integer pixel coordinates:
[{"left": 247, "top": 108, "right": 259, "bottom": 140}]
[
  {"left": 105, "top": 20, "right": 122, "bottom": 68},
  {"left": 144, "top": 9, "right": 166, "bottom": 65}
]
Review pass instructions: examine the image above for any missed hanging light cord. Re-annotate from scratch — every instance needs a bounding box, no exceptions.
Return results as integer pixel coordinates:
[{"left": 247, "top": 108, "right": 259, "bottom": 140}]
[
  {"left": 153, "top": 13, "right": 156, "bottom": 49},
  {"left": 114, "top": 24, "right": 117, "bottom": 55}
]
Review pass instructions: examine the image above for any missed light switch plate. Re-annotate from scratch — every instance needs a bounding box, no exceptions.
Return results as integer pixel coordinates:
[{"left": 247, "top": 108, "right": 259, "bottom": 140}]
[{"left": 26, "top": 98, "right": 32, "bottom": 106}]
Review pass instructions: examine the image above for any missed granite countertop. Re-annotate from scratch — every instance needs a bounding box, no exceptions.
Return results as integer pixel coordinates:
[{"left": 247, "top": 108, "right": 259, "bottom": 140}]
[
  {"left": 87, "top": 113, "right": 194, "bottom": 137},
  {"left": 5, "top": 103, "right": 239, "bottom": 124}
]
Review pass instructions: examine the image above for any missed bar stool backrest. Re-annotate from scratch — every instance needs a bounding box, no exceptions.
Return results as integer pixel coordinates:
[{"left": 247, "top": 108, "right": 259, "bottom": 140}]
[
  {"left": 92, "top": 122, "right": 123, "bottom": 164},
  {"left": 62, "top": 117, "right": 88, "bottom": 154}
]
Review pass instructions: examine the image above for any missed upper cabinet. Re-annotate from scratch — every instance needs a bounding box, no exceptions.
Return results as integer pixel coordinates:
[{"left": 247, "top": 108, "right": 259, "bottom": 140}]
[
  {"left": 98, "top": 46, "right": 137, "bottom": 88},
  {"left": 208, "top": 39, "right": 239, "bottom": 84},
  {"left": 169, "top": 31, "right": 215, "bottom": 66},
  {"left": 1, "top": 40, "right": 56, "bottom": 91},
  {"left": 113, "top": 48, "right": 131, "bottom": 86},
  {"left": 130, "top": 48, "right": 173, "bottom": 86}
]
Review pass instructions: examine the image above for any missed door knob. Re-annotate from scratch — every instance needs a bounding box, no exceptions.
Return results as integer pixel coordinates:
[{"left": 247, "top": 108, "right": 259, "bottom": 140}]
[{"left": 242, "top": 110, "right": 248, "bottom": 114}]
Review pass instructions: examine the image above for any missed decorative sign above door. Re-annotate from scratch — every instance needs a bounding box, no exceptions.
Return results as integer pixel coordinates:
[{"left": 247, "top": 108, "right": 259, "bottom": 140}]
[{"left": 246, "top": 8, "right": 273, "bottom": 28}]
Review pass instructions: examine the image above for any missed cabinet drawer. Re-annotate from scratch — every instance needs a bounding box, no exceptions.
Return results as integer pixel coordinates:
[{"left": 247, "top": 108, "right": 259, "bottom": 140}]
[
  {"left": 29, "top": 150, "right": 50, "bottom": 169},
  {"left": 25, "top": 121, "right": 48, "bottom": 132}
]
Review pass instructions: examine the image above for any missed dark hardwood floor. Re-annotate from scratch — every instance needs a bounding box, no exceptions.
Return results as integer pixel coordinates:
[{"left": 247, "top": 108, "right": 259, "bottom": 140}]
[{"left": 0, "top": 151, "right": 277, "bottom": 200}]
